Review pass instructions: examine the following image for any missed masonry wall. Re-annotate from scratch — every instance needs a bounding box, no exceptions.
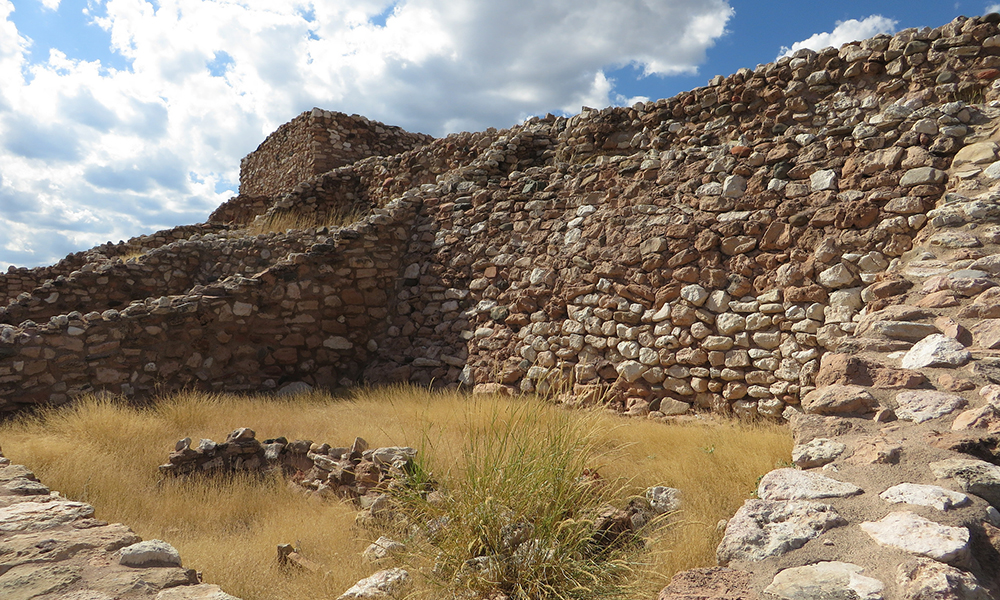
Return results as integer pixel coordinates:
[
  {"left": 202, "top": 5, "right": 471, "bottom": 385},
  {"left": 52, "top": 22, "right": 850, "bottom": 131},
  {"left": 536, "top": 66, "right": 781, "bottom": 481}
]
[
  {"left": 1, "top": 16, "right": 999, "bottom": 419},
  {"left": 238, "top": 109, "right": 433, "bottom": 200}
]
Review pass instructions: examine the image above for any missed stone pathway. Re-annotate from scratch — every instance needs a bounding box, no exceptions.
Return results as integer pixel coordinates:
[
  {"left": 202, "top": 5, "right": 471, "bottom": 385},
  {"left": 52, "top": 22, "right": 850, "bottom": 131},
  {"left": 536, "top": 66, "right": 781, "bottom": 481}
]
[{"left": 0, "top": 451, "right": 242, "bottom": 600}]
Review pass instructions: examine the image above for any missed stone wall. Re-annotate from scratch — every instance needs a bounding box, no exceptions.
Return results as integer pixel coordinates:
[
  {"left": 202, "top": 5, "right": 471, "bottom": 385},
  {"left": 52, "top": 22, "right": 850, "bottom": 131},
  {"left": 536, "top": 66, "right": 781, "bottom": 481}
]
[
  {"left": 238, "top": 108, "right": 433, "bottom": 200},
  {"left": 0, "top": 201, "right": 413, "bottom": 413}
]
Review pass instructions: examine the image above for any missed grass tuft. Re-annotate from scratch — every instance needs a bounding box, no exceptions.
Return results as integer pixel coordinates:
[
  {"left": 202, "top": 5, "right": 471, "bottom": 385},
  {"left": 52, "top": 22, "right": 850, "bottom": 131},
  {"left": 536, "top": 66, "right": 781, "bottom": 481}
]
[{"left": 245, "top": 207, "right": 364, "bottom": 236}]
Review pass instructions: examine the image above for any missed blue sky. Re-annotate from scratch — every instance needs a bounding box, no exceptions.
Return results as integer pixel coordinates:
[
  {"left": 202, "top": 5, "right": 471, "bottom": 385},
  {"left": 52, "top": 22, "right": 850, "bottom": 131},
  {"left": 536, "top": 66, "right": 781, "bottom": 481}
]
[{"left": 0, "top": 0, "right": 992, "bottom": 269}]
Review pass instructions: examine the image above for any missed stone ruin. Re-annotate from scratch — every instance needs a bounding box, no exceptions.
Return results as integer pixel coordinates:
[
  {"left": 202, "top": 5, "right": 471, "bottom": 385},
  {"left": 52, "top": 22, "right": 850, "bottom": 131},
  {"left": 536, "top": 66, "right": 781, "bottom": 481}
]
[{"left": 7, "top": 12, "right": 1000, "bottom": 599}]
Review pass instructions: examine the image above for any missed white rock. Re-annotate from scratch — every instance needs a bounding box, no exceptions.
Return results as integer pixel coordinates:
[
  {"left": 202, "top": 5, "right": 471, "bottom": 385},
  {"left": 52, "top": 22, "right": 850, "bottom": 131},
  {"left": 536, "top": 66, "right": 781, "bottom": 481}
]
[
  {"left": 765, "top": 562, "right": 884, "bottom": 600},
  {"left": 880, "top": 483, "right": 970, "bottom": 511},
  {"left": 616, "top": 360, "right": 647, "bottom": 383},
  {"left": 929, "top": 458, "right": 1000, "bottom": 507},
  {"left": 646, "top": 486, "right": 682, "bottom": 514},
  {"left": 901, "top": 334, "right": 971, "bottom": 369},
  {"left": 717, "top": 499, "right": 845, "bottom": 564},
  {"left": 716, "top": 313, "right": 746, "bottom": 335},
  {"left": 757, "top": 468, "right": 862, "bottom": 501},
  {"left": 818, "top": 264, "right": 856, "bottom": 288},
  {"left": 894, "top": 390, "right": 968, "bottom": 424},
  {"left": 338, "top": 568, "right": 410, "bottom": 600},
  {"left": 897, "top": 558, "right": 991, "bottom": 600},
  {"left": 156, "top": 585, "right": 241, "bottom": 600},
  {"left": 363, "top": 537, "right": 406, "bottom": 562},
  {"left": 119, "top": 539, "right": 182, "bottom": 568},
  {"left": 0, "top": 501, "right": 95, "bottom": 533},
  {"left": 722, "top": 175, "right": 748, "bottom": 198},
  {"left": 860, "top": 512, "right": 970, "bottom": 564},
  {"left": 680, "top": 284, "right": 709, "bottom": 306},
  {"left": 792, "top": 438, "right": 846, "bottom": 468},
  {"left": 810, "top": 169, "right": 839, "bottom": 192}
]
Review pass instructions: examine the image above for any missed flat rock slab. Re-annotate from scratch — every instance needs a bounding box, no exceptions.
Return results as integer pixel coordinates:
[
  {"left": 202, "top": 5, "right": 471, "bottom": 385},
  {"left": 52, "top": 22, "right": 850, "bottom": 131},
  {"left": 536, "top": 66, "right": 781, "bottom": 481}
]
[
  {"left": 657, "top": 567, "right": 759, "bottom": 600},
  {"left": 901, "top": 334, "right": 971, "bottom": 370},
  {"left": 802, "top": 385, "right": 878, "bottom": 415},
  {"left": 764, "top": 561, "right": 884, "bottom": 600},
  {"left": 758, "top": 468, "right": 863, "bottom": 501},
  {"left": 860, "top": 512, "right": 970, "bottom": 564},
  {"left": 717, "top": 499, "right": 846, "bottom": 564},
  {"left": 894, "top": 390, "right": 968, "bottom": 424},
  {"left": 0, "top": 500, "right": 94, "bottom": 533},
  {"left": 930, "top": 458, "right": 1000, "bottom": 507},
  {"left": 897, "top": 558, "right": 991, "bottom": 600},
  {"left": 0, "top": 563, "right": 82, "bottom": 600},
  {"left": 156, "top": 584, "right": 242, "bottom": 600},
  {"left": 970, "top": 319, "right": 1000, "bottom": 350},
  {"left": 338, "top": 568, "right": 410, "bottom": 600},
  {"left": 792, "top": 438, "right": 846, "bottom": 468},
  {"left": 880, "top": 483, "right": 970, "bottom": 511}
]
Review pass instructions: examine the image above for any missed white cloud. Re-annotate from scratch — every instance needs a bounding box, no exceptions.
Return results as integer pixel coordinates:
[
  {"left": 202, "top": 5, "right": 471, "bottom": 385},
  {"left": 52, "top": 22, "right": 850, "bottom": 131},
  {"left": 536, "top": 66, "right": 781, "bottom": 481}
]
[
  {"left": 38, "top": 0, "right": 60, "bottom": 11},
  {"left": 988, "top": 4, "right": 1000, "bottom": 14},
  {"left": 778, "top": 15, "right": 898, "bottom": 59},
  {"left": 0, "top": 0, "right": 734, "bottom": 269}
]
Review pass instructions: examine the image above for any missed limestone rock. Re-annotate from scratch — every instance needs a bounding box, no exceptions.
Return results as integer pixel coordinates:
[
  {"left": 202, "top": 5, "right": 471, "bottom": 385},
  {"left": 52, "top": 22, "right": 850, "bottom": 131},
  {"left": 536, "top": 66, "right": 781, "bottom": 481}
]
[
  {"left": 0, "top": 501, "right": 94, "bottom": 533},
  {"left": 156, "top": 585, "right": 242, "bottom": 600},
  {"left": 119, "top": 539, "right": 183, "bottom": 568},
  {"left": 0, "top": 564, "right": 82, "bottom": 600},
  {"left": 757, "top": 468, "right": 862, "bottom": 501},
  {"left": 896, "top": 558, "right": 990, "bottom": 600},
  {"left": 880, "top": 483, "right": 970, "bottom": 511},
  {"left": 818, "top": 264, "right": 856, "bottom": 288},
  {"left": 646, "top": 486, "right": 682, "bottom": 515},
  {"left": 363, "top": 537, "right": 405, "bottom": 563},
  {"left": 860, "top": 512, "right": 970, "bottom": 565},
  {"left": 764, "top": 562, "right": 883, "bottom": 600},
  {"left": 801, "top": 385, "right": 878, "bottom": 415},
  {"left": 716, "top": 499, "right": 846, "bottom": 564},
  {"left": 791, "top": 438, "right": 846, "bottom": 468},
  {"left": 338, "top": 568, "right": 410, "bottom": 600},
  {"left": 894, "top": 390, "right": 967, "bottom": 424},
  {"left": 930, "top": 458, "right": 1000, "bottom": 507},
  {"left": 901, "top": 334, "right": 970, "bottom": 370}
]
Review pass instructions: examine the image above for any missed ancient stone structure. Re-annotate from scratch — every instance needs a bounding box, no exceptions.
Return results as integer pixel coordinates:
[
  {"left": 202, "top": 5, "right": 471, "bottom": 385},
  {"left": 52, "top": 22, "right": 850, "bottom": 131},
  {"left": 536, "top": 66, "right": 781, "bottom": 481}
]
[{"left": 6, "top": 13, "right": 1000, "bottom": 599}]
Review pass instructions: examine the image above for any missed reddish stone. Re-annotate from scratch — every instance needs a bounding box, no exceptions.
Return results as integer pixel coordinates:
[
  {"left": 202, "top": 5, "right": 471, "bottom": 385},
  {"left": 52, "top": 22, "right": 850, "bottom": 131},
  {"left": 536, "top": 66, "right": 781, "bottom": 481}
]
[
  {"left": 977, "top": 69, "right": 1000, "bottom": 79},
  {"left": 816, "top": 353, "right": 927, "bottom": 389},
  {"left": 658, "top": 567, "right": 758, "bottom": 600},
  {"left": 730, "top": 145, "right": 752, "bottom": 158},
  {"left": 938, "top": 373, "right": 976, "bottom": 393},
  {"left": 784, "top": 284, "right": 828, "bottom": 303},
  {"left": 971, "top": 319, "right": 1000, "bottom": 349},
  {"left": 935, "top": 316, "right": 973, "bottom": 346},
  {"left": 916, "top": 290, "right": 960, "bottom": 308},
  {"left": 868, "top": 278, "right": 913, "bottom": 300}
]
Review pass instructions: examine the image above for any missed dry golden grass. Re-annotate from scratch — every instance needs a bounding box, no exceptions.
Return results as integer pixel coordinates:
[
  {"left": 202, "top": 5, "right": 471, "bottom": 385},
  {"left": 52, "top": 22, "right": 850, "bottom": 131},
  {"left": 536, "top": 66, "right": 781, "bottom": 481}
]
[
  {"left": 246, "top": 207, "right": 363, "bottom": 236},
  {"left": 0, "top": 388, "right": 791, "bottom": 600}
]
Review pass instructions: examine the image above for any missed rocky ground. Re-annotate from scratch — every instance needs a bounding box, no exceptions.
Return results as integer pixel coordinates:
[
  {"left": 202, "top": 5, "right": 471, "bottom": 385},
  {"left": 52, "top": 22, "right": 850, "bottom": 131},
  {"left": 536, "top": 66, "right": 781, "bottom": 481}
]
[{"left": 0, "top": 449, "right": 242, "bottom": 600}]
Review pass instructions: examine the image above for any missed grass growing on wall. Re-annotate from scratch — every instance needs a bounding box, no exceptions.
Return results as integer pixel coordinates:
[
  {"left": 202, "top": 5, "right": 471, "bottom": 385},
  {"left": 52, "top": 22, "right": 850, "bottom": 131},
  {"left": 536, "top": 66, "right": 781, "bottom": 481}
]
[
  {"left": 245, "top": 207, "right": 363, "bottom": 236},
  {"left": 0, "top": 387, "right": 791, "bottom": 600}
]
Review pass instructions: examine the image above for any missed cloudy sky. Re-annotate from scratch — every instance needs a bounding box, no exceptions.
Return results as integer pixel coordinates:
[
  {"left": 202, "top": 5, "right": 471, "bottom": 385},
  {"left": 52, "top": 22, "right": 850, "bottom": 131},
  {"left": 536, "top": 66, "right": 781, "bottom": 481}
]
[{"left": 0, "top": 0, "right": 988, "bottom": 269}]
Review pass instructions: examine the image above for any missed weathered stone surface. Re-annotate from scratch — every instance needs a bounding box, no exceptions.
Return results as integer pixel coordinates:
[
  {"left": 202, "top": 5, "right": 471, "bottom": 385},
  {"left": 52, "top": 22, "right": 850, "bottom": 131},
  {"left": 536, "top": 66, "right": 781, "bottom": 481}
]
[
  {"left": 896, "top": 558, "right": 990, "bottom": 600},
  {"left": 880, "top": 483, "right": 970, "bottom": 511},
  {"left": 815, "top": 354, "right": 926, "bottom": 389},
  {"left": 970, "top": 319, "right": 1000, "bottom": 349},
  {"left": 657, "top": 567, "right": 759, "bottom": 600},
  {"left": 647, "top": 486, "right": 682, "bottom": 515},
  {"left": 363, "top": 536, "right": 405, "bottom": 563},
  {"left": 930, "top": 458, "right": 1000, "bottom": 507},
  {"left": 801, "top": 385, "right": 878, "bottom": 415},
  {"left": 757, "top": 468, "right": 862, "bottom": 501},
  {"left": 156, "top": 585, "right": 241, "bottom": 600},
  {"left": 894, "top": 390, "right": 967, "bottom": 424},
  {"left": 901, "top": 334, "right": 971, "bottom": 370},
  {"left": 792, "top": 438, "right": 846, "bottom": 468},
  {"left": 338, "top": 568, "right": 410, "bottom": 600},
  {"left": 0, "top": 563, "right": 82, "bottom": 600},
  {"left": 0, "top": 501, "right": 94, "bottom": 533},
  {"left": 716, "top": 499, "right": 846, "bottom": 564},
  {"left": 860, "top": 512, "right": 970, "bottom": 564},
  {"left": 900, "top": 167, "right": 946, "bottom": 187},
  {"left": 119, "top": 539, "right": 183, "bottom": 568},
  {"left": 764, "top": 562, "right": 884, "bottom": 600}
]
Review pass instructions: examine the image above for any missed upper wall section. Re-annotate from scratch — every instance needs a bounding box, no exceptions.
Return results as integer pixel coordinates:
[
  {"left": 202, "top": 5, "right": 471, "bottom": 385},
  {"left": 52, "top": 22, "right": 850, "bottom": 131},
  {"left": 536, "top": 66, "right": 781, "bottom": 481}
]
[{"left": 237, "top": 109, "right": 434, "bottom": 200}]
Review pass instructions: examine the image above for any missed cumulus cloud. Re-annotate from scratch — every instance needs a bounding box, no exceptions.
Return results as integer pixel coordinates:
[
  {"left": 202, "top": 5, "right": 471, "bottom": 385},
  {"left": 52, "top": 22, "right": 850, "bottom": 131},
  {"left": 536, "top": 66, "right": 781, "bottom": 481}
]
[
  {"left": 988, "top": 4, "right": 1000, "bottom": 15},
  {"left": 778, "top": 15, "right": 898, "bottom": 59},
  {"left": 0, "top": 0, "right": 734, "bottom": 269}
]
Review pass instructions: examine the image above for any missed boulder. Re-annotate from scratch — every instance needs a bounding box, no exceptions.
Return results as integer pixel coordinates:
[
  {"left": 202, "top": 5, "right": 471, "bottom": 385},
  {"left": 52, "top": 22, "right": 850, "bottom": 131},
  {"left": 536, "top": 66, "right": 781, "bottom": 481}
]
[
  {"left": 801, "top": 385, "right": 878, "bottom": 415},
  {"left": 894, "top": 390, "right": 967, "bottom": 424},
  {"left": 716, "top": 499, "right": 846, "bottom": 564},
  {"left": 901, "top": 334, "right": 970, "bottom": 370},
  {"left": 757, "top": 468, "right": 862, "bottom": 501},
  {"left": 879, "top": 483, "right": 970, "bottom": 511},
  {"left": 338, "top": 568, "right": 410, "bottom": 600},
  {"left": 930, "top": 458, "right": 1000, "bottom": 507},
  {"left": 119, "top": 539, "right": 183, "bottom": 568},
  {"left": 791, "top": 438, "right": 846, "bottom": 468},
  {"left": 860, "top": 512, "right": 970, "bottom": 565},
  {"left": 764, "top": 562, "right": 884, "bottom": 600},
  {"left": 896, "top": 558, "right": 991, "bottom": 600}
]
